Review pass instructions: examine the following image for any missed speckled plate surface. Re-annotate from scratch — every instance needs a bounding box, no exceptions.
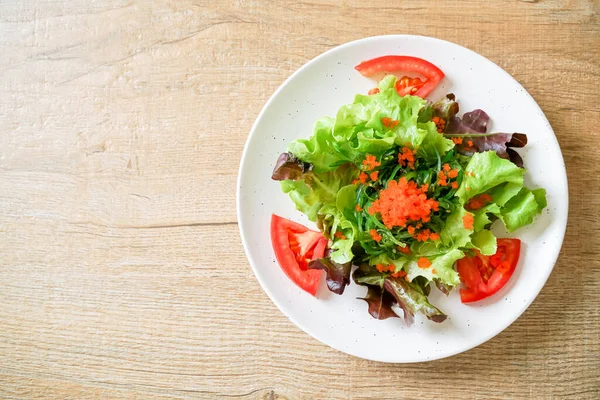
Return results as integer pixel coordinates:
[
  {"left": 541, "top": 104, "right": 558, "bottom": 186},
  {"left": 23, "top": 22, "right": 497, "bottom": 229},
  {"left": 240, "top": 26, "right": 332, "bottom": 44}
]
[{"left": 237, "top": 35, "right": 568, "bottom": 363}]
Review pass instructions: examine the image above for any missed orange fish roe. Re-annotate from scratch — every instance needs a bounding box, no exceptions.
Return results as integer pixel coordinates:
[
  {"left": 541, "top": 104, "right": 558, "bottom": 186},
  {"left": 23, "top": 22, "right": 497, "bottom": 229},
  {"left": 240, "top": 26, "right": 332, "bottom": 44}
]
[
  {"left": 391, "top": 270, "right": 407, "bottom": 278},
  {"left": 416, "top": 223, "right": 422, "bottom": 229},
  {"left": 362, "top": 154, "right": 381, "bottom": 171},
  {"left": 451, "top": 181, "right": 459, "bottom": 189},
  {"left": 376, "top": 264, "right": 395, "bottom": 273},
  {"left": 407, "top": 225, "right": 416, "bottom": 235},
  {"left": 465, "top": 187, "right": 471, "bottom": 191},
  {"left": 431, "top": 116, "right": 446, "bottom": 133},
  {"left": 465, "top": 193, "right": 494, "bottom": 211},
  {"left": 368, "top": 177, "right": 439, "bottom": 229},
  {"left": 463, "top": 213, "right": 475, "bottom": 230},
  {"left": 413, "top": 228, "right": 441, "bottom": 242},
  {"left": 370, "top": 229, "right": 382, "bottom": 242},
  {"left": 397, "top": 245, "right": 411, "bottom": 255},
  {"left": 438, "top": 166, "right": 458, "bottom": 186},
  {"left": 467, "top": 140, "right": 474, "bottom": 147},
  {"left": 368, "top": 87, "right": 380, "bottom": 95},
  {"left": 355, "top": 204, "right": 362, "bottom": 212},
  {"left": 431, "top": 269, "right": 437, "bottom": 275},
  {"left": 359, "top": 171, "right": 368, "bottom": 184},
  {"left": 334, "top": 231, "right": 346, "bottom": 240},
  {"left": 369, "top": 171, "right": 379, "bottom": 181},
  {"left": 437, "top": 170, "right": 448, "bottom": 187},
  {"left": 398, "top": 147, "right": 417, "bottom": 169},
  {"left": 447, "top": 169, "right": 459, "bottom": 179},
  {"left": 417, "top": 257, "right": 432, "bottom": 269},
  {"left": 452, "top": 137, "right": 463, "bottom": 145},
  {"left": 414, "top": 229, "right": 431, "bottom": 242},
  {"left": 381, "top": 117, "right": 399, "bottom": 128}
]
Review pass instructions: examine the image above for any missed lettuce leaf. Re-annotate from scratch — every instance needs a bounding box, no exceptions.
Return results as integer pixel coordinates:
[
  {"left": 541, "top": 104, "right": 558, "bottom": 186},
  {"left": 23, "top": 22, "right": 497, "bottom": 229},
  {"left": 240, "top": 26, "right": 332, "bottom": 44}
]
[
  {"left": 444, "top": 108, "right": 528, "bottom": 167},
  {"left": 271, "top": 152, "right": 313, "bottom": 181},
  {"left": 308, "top": 258, "right": 352, "bottom": 295},
  {"left": 419, "top": 93, "right": 459, "bottom": 124},
  {"left": 353, "top": 264, "right": 386, "bottom": 287},
  {"left": 417, "top": 120, "right": 455, "bottom": 163},
  {"left": 287, "top": 117, "right": 350, "bottom": 173},
  {"left": 488, "top": 182, "right": 523, "bottom": 207},
  {"left": 383, "top": 277, "right": 447, "bottom": 325},
  {"left": 358, "top": 286, "right": 399, "bottom": 320},
  {"left": 367, "top": 253, "right": 410, "bottom": 274},
  {"left": 472, "top": 203, "right": 501, "bottom": 231},
  {"left": 353, "top": 265, "right": 446, "bottom": 325},
  {"left": 280, "top": 180, "right": 322, "bottom": 221},
  {"left": 432, "top": 93, "right": 460, "bottom": 122},
  {"left": 336, "top": 184, "right": 358, "bottom": 223},
  {"left": 499, "top": 187, "right": 547, "bottom": 232},
  {"left": 458, "top": 109, "right": 489, "bottom": 133},
  {"left": 470, "top": 229, "right": 497, "bottom": 255},
  {"left": 404, "top": 249, "right": 463, "bottom": 286},
  {"left": 440, "top": 207, "right": 474, "bottom": 248},
  {"left": 329, "top": 217, "right": 357, "bottom": 264},
  {"left": 456, "top": 151, "right": 524, "bottom": 204},
  {"left": 279, "top": 163, "right": 359, "bottom": 221}
]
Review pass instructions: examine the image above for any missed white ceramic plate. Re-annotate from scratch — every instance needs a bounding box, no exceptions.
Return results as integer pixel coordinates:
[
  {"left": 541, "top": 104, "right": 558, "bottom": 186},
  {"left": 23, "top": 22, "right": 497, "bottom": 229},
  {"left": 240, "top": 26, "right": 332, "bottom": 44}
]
[{"left": 237, "top": 35, "right": 568, "bottom": 363}]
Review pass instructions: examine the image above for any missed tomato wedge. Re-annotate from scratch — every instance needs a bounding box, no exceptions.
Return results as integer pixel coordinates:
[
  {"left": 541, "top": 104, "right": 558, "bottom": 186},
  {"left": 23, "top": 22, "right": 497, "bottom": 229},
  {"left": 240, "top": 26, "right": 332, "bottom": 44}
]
[
  {"left": 270, "top": 214, "right": 327, "bottom": 296},
  {"left": 354, "top": 55, "right": 444, "bottom": 98},
  {"left": 457, "top": 239, "right": 521, "bottom": 303}
]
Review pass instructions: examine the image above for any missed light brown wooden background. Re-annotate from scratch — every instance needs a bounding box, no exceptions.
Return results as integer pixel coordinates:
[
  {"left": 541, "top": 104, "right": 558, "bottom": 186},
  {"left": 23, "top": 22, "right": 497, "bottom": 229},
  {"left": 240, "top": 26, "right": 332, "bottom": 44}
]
[{"left": 0, "top": 1, "right": 598, "bottom": 399}]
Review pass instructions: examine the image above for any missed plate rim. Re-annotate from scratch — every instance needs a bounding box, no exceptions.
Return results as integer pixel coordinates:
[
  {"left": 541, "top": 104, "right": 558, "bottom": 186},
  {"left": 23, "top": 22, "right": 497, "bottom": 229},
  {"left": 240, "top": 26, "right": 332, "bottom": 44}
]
[{"left": 236, "top": 34, "right": 569, "bottom": 363}]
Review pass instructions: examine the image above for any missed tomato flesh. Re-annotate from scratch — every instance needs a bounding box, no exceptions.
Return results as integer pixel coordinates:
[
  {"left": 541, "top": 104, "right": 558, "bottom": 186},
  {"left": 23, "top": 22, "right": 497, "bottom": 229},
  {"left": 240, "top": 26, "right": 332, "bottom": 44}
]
[
  {"left": 395, "top": 76, "right": 426, "bottom": 97},
  {"left": 355, "top": 55, "right": 444, "bottom": 98},
  {"left": 457, "top": 239, "right": 521, "bottom": 303},
  {"left": 270, "top": 214, "right": 326, "bottom": 296}
]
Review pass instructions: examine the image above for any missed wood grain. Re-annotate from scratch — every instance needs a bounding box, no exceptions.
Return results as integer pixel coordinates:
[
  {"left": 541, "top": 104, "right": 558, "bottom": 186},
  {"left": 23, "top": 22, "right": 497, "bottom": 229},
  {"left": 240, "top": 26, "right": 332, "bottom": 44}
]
[{"left": 0, "top": 0, "right": 598, "bottom": 398}]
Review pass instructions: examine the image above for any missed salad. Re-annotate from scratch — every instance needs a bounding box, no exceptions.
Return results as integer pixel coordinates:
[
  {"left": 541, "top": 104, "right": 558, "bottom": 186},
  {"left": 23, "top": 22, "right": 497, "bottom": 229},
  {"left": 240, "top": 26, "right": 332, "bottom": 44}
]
[{"left": 270, "top": 56, "right": 547, "bottom": 325}]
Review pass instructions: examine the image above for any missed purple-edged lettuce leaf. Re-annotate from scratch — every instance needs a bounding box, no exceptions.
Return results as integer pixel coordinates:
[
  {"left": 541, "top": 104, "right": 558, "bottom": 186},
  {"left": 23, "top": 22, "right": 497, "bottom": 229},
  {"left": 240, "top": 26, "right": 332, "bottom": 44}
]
[
  {"left": 308, "top": 257, "right": 352, "bottom": 295},
  {"left": 352, "top": 264, "right": 446, "bottom": 326},
  {"left": 271, "top": 152, "right": 313, "bottom": 181},
  {"left": 444, "top": 109, "right": 528, "bottom": 167},
  {"left": 433, "top": 93, "right": 460, "bottom": 122},
  {"left": 419, "top": 93, "right": 460, "bottom": 123},
  {"left": 358, "top": 286, "right": 399, "bottom": 320},
  {"left": 458, "top": 108, "right": 489, "bottom": 133},
  {"left": 383, "top": 277, "right": 447, "bottom": 326},
  {"left": 506, "top": 148, "right": 524, "bottom": 168},
  {"left": 353, "top": 265, "right": 399, "bottom": 320},
  {"left": 435, "top": 280, "right": 453, "bottom": 296},
  {"left": 353, "top": 264, "right": 385, "bottom": 287}
]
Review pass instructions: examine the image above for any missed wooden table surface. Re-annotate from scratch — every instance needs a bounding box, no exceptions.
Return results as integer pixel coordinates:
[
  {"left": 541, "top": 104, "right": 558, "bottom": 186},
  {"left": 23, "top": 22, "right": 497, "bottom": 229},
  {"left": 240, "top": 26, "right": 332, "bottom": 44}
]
[{"left": 1, "top": 1, "right": 599, "bottom": 399}]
